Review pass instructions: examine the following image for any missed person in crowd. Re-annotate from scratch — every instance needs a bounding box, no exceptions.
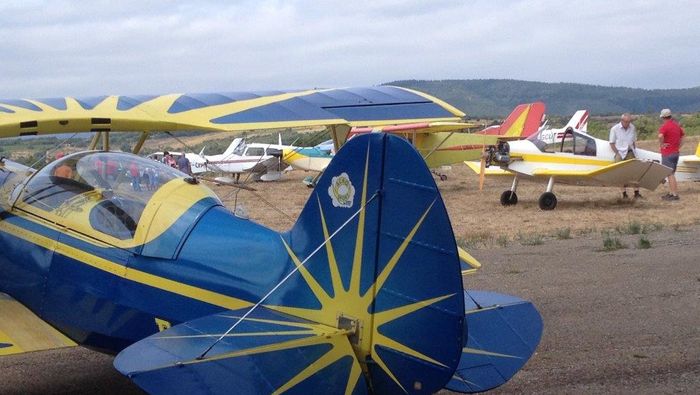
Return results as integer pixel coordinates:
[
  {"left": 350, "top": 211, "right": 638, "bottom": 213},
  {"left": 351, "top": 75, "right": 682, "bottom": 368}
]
[
  {"left": 658, "top": 108, "right": 684, "bottom": 201},
  {"left": 177, "top": 153, "right": 192, "bottom": 176},
  {"left": 609, "top": 113, "right": 641, "bottom": 199}
]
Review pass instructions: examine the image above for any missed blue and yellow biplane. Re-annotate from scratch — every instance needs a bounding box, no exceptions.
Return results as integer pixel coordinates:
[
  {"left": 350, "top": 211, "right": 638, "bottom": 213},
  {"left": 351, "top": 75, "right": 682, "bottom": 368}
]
[{"left": 0, "top": 87, "right": 542, "bottom": 394}]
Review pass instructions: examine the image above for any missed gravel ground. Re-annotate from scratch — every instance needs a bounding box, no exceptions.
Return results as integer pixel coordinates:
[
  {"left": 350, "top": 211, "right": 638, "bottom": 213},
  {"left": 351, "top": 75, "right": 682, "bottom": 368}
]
[{"left": 1, "top": 225, "right": 698, "bottom": 394}]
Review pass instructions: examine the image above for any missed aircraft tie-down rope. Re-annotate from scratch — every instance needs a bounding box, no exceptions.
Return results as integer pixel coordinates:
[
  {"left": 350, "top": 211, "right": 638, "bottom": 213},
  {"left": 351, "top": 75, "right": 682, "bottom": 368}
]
[{"left": 196, "top": 192, "right": 380, "bottom": 361}]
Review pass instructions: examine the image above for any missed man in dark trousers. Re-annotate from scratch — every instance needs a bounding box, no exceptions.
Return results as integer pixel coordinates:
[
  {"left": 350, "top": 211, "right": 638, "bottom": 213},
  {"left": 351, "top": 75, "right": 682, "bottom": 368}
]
[{"left": 177, "top": 153, "right": 192, "bottom": 176}]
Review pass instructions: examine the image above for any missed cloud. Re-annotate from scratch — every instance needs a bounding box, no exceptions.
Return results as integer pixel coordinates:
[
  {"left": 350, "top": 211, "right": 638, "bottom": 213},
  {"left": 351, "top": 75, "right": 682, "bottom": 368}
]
[{"left": 1, "top": 0, "right": 699, "bottom": 98}]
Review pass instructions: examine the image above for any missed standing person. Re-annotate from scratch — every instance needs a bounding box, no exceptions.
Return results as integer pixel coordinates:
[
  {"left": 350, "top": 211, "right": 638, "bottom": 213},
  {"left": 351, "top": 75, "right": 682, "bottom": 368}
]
[
  {"left": 609, "top": 113, "right": 641, "bottom": 199},
  {"left": 658, "top": 108, "right": 684, "bottom": 201},
  {"left": 177, "top": 154, "right": 192, "bottom": 176},
  {"left": 162, "top": 151, "right": 177, "bottom": 168},
  {"left": 149, "top": 167, "right": 159, "bottom": 190},
  {"left": 129, "top": 161, "right": 141, "bottom": 191}
]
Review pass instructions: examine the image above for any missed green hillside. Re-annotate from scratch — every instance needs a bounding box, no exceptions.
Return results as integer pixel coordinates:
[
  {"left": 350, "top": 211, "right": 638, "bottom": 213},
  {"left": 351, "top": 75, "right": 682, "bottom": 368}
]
[{"left": 388, "top": 79, "right": 700, "bottom": 117}]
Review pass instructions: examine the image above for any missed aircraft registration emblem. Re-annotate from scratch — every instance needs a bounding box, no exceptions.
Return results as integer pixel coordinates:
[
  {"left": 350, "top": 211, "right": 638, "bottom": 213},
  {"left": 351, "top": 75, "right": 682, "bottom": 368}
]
[{"left": 328, "top": 172, "right": 355, "bottom": 208}]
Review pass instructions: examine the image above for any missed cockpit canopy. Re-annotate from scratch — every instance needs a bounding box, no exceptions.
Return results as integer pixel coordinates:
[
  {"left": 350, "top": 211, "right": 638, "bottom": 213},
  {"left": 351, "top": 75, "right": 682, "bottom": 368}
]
[
  {"left": 527, "top": 127, "right": 597, "bottom": 156},
  {"left": 18, "top": 151, "right": 188, "bottom": 241}
]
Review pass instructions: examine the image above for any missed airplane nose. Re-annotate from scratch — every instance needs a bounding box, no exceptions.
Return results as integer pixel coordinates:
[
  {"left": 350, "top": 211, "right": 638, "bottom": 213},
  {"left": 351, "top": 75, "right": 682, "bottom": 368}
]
[{"left": 267, "top": 148, "right": 282, "bottom": 157}]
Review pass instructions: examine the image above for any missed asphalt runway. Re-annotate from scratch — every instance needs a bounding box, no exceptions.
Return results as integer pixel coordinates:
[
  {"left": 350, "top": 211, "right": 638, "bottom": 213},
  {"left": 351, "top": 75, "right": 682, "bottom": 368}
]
[{"left": 1, "top": 225, "right": 699, "bottom": 394}]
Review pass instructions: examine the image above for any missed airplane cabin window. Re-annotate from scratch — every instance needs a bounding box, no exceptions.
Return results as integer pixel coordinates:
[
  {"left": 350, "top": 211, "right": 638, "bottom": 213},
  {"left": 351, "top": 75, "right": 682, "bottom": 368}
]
[
  {"left": 579, "top": 134, "right": 597, "bottom": 156},
  {"left": 245, "top": 147, "right": 265, "bottom": 157}
]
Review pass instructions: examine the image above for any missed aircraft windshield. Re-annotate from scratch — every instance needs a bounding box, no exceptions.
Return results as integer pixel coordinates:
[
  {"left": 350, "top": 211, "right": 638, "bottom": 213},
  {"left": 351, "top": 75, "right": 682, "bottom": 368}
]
[
  {"left": 19, "top": 151, "right": 187, "bottom": 240},
  {"left": 527, "top": 129, "right": 597, "bottom": 156}
]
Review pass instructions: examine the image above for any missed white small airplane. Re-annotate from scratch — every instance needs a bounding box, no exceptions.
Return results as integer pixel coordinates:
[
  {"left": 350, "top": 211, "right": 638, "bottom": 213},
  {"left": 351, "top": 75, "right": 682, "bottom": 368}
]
[
  {"left": 467, "top": 111, "right": 700, "bottom": 209},
  {"left": 148, "top": 136, "right": 293, "bottom": 181}
]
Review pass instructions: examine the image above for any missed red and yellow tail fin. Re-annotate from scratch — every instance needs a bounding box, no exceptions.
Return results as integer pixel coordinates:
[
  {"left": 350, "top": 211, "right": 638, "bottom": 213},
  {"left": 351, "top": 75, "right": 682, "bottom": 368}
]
[{"left": 478, "top": 102, "right": 545, "bottom": 138}]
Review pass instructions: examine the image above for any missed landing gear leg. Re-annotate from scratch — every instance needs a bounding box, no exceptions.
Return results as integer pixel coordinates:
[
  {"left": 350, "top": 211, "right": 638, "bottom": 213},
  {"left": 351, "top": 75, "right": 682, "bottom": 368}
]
[
  {"left": 500, "top": 176, "right": 519, "bottom": 206},
  {"left": 538, "top": 177, "right": 557, "bottom": 210}
]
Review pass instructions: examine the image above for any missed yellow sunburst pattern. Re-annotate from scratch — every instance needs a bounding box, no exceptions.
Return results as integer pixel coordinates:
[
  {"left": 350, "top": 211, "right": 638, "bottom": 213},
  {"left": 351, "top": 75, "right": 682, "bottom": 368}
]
[
  {"left": 114, "top": 134, "right": 470, "bottom": 394},
  {"left": 267, "top": 134, "right": 466, "bottom": 393}
]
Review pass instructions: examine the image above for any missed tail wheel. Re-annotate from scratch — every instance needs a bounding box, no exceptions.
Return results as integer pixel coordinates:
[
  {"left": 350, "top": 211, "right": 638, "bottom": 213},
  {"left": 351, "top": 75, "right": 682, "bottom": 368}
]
[
  {"left": 538, "top": 192, "right": 557, "bottom": 210},
  {"left": 500, "top": 190, "right": 518, "bottom": 206}
]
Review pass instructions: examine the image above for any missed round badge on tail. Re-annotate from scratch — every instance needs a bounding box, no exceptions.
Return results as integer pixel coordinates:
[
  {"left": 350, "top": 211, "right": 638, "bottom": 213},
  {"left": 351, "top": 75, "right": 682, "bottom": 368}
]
[{"left": 328, "top": 172, "right": 355, "bottom": 208}]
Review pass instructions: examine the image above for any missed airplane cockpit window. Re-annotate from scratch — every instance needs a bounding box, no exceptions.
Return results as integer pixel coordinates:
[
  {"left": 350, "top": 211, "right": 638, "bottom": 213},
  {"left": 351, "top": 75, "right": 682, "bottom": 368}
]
[
  {"left": 527, "top": 128, "right": 596, "bottom": 156},
  {"left": 244, "top": 147, "right": 265, "bottom": 157},
  {"left": 233, "top": 143, "right": 246, "bottom": 156},
  {"left": 560, "top": 130, "right": 597, "bottom": 156},
  {"left": 19, "top": 151, "right": 185, "bottom": 240}
]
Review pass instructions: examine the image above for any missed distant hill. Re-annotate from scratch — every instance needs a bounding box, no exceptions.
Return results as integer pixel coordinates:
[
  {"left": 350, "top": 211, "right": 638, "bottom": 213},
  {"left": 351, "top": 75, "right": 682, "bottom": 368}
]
[{"left": 387, "top": 79, "right": 700, "bottom": 117}]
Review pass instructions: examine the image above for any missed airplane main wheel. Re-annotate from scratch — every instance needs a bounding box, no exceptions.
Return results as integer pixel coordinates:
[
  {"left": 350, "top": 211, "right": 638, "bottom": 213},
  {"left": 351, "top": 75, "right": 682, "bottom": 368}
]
[
  {"left": 538, "top": 192, "right": 557, "bottom": 210},
  {"left": 500, "top": 190, "right": 518, "bottom": 206}
]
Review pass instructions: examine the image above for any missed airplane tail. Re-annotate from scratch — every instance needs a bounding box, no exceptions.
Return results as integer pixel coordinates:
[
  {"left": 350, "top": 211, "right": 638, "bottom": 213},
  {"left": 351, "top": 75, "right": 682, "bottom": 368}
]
[
  {"left": 479, "top": 102, "right": 546, "bottom": 138},
  {"left": 283, "top": 133, "right": 466, "bottom": 393},
  {"left": 114, "top": 134, "right": 541, "bottom": 394},
  {"left": 565, "top": 110, "right": 589, "bottom": 132}
]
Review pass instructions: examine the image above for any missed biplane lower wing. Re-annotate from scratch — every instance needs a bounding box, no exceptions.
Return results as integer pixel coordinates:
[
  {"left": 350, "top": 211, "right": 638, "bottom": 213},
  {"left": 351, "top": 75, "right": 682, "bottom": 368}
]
[
  {"left": 446, "top": 291, "right": 542, "bottom": 393},
  {"left": 530, "top": 159, "right": 673, "bottom": 190},
  {"left": 115, "top": 306, "right": 368, "bottom": 394},
  {"left": 0, "top": 293, "right": 76, "bottom": 356}
]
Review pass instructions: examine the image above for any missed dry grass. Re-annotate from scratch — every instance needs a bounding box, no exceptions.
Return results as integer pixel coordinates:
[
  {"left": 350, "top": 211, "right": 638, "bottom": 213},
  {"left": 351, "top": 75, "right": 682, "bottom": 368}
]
[
  {"left": 208, "top": 146, "right": 700, "bottom": 240},
  {"left": 160, "top": 134, "right": 700, "bottom": 238}
]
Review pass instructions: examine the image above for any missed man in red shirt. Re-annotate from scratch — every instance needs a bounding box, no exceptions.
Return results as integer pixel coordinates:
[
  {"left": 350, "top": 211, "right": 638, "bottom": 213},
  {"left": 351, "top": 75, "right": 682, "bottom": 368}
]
[{"left": 658, "top": 108, "right": 684, "bottom": 200}]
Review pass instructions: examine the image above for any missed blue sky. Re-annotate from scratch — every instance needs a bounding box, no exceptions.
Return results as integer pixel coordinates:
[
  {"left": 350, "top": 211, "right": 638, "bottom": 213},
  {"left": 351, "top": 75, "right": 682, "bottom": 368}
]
[{"left": 1, "top": 0, "right": 699, "bottom": 98}]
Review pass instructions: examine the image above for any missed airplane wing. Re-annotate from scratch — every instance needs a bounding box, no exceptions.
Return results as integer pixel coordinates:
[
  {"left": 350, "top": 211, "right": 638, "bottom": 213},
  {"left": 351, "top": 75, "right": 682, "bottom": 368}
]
[
  {"left": 528, "top": 160, "right": 673, "bottom": 190},
  {"left": 464, "top": 161, "right": 512, "bottom": 176},
  {"left": 114, "top": 305, "right": 368, "bottom": 394},
  {"left": 351, "top": 121, "right": 480, "bottom": 135},
  {"left": 0, "top": 293, "right": 76, "bottom": 356},
  {"left": 0, "top": 86, "right": 464, "bottom": 138}
]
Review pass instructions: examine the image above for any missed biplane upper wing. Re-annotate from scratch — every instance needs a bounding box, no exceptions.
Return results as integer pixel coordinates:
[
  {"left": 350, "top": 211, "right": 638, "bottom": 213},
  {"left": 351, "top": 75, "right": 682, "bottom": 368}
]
[
  {"left": 0, "top": 293, "right": 76, "bottom": 356},
  {"left": 522, "top": 159, "right": 673, "bottom": 190},
  {"left": 0, "top": 86, "right": 464, "bottom": 138}
]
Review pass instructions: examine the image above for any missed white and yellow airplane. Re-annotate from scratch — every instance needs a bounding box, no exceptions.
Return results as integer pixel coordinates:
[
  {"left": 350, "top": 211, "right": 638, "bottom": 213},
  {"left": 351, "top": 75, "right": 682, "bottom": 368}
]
[{"left": 467, "top": 112, "right": 700, "bottom": 210}]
